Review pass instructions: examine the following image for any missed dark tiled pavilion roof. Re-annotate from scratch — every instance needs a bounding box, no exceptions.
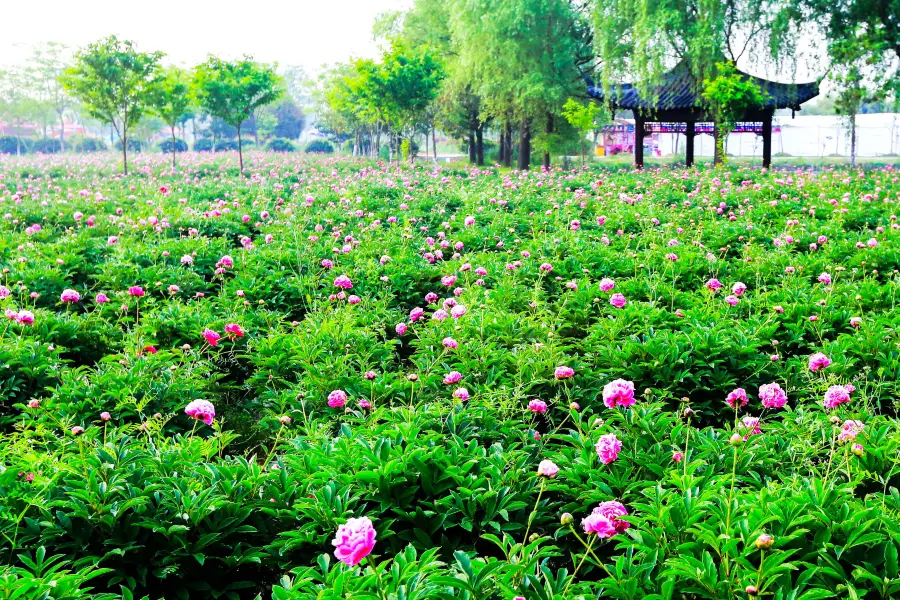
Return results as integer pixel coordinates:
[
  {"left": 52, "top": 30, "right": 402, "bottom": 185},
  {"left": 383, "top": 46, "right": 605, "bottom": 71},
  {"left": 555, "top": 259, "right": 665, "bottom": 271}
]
[{"left": 586, "top": 60, "right": 819, "bottom": 112}]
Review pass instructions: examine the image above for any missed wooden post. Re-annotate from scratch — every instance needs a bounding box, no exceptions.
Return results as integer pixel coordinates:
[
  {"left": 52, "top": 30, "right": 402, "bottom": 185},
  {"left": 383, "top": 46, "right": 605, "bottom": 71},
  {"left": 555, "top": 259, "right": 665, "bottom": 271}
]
[
  {"left": 762, "top": 112, "right": 773, "bottom": 168},
  {"left": 634, "top": 113, "right": 644, "bottom": 169},
  {"left": 685, "top": 121, "right": 695, "bottom": 167}
]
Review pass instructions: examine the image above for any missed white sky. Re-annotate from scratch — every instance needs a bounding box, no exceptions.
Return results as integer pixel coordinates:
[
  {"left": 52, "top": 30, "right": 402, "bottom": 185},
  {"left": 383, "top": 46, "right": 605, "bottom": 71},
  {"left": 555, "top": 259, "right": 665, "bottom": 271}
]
[{"left": 1, "top": 0, "right": 412, "bottom": 72}]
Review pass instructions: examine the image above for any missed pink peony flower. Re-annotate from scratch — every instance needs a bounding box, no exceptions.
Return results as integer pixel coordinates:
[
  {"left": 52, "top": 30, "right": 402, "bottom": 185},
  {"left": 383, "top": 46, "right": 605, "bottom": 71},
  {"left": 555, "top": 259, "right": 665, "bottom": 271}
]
[
  {"left": 673, "top": 451, "right": 684, "bottom": 462},
  {"left": 599, "top": 278, "right": 615, "bottom": 292},
  {"left": 758, "top": 383, "right": 787, "bottom": 409},
  {"left": 732, "top": 282, "right": 747, "bottom": 296},
  {"left": 442, "top": 336, "right": 458, "bottom": 349},
  {"left": 332, "top": 517, "right": 376, "bottom": 566},
  {"left": 602, "top": 379, "right": 635, "bottom": 408},
  {"left": 450, "top": 305, "right": 467, "bottom": 319},
  {"left": 726, "top": 388, "right": 748, "bottom": 409},
  {"left": 16, "top": 310, "right": 35, "bottom": 325},
  {"left": 581, "top": 512, "right": 617, "bottom": 538},
  {"left": 823, "top": 385, "right": 851, "bottom": 410},
  {"left": 185, "top": 399, "right": 215, "bottom": 425},
  {"left": 95, "top": 293, "right": 109, "bottom": 304},
  {"left": 610, "top": 293, "right": 627, "bottom": 308},
  {"left": 328, "top": 390, "right": 348, "bottom": 408},
  {"left": 850, "top": 317, "right": 862, "bottom": 328},
  {"left": 100, "top": 412, "right": 111, "bottom": 421},
  {"left": 741, "top": 416, "right": 761, "bottom": 438},
  {"left": 554, "top": 366, "right": 575, "bottom": 380},
  {"left": 224, "top": 323, "right": 244, "bottom": 338},
  {"left": 334, "top": 275, "right": 353, "bottom": 289},
  {"left": 443, "top": 371, "right": 462, "bottom": 385},
  {"left": 592, "top": 501, "right": 630, "bottom": 533},
  {"left": 725, "top": 295, "right": 739, "bottom": 306},
  {"left": 705, "top": 278, "right": 723, "bottom": 292},
  {"left": 453, "top": 387, "right": 469, "bottom": 401},
  {"left": 808, "top": 352, "right": 831, "bottom": 372},
  {"left": 202, "top": 329, "right": 221, "bottom": 346},
  {"left": 838, "top": 420, "right": 864, "bottom": 442},
  {"left": 595, "top": 433, "right": 622, "bottom": 464},
  {"left": 818, "top": 272, "right": 832, "bottom": 285},
  {"left": 527, "top": 399, "right": 548, "bottom": 414},
  {"left": 395, "top": 322, "right": 408, "bottom": 335},
  {"left": 128, "top": 286, "right": 145, "bottom": 297},
  {"left": 537, "top": 459, "right": 559, "bottom": 478},
  {"left": 358, "top": 399, "right": 372, "bottom": 409},
  {"left": 60, "top": 289, "right": 81, "bottom": 303}
]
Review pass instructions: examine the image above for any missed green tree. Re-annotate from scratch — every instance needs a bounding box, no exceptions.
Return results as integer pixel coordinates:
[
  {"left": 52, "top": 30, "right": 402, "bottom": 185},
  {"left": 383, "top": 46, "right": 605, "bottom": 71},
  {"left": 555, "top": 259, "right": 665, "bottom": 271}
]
[
  {"left": 592, "top": 0, "right": 796, "bottom": 101},
  {"left": 449, "top": 0, "right": 591, "bottom": 169},
  {"left": 0, "top": 69, "right": 42, "bottom": 155},
  {"left": 701, "top": 62, "right": 767, "bottom": 164},
  {"left": 147, "top": 66, "right": 192, "bottom": 168},
  {"left": 61, "top": 36, "right": 162, "bottom": 174},
  {"left": 561, "top": 98, "right": 607, "bottom": 165},
  {"left": 192, "top": 56, "right": 283, "bottom": 172}
]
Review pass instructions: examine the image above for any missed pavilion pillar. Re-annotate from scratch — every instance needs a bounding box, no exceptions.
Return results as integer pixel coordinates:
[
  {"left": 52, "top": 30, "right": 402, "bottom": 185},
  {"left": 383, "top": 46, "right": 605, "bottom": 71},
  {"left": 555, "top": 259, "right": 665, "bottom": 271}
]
[
  {"left": 634, "top": 113, "right": 644, "bottom": 169},
  {"left": 762, "top": 111, "right": 773, "bottom": 169},
  {"left": 685, "top": 122, "right": 695, "bottom": 167}
]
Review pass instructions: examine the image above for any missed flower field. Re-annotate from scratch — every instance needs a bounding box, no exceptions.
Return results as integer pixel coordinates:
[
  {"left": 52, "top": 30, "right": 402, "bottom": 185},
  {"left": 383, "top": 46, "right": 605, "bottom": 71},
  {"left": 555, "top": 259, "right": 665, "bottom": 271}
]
[{"left": 2, "top": 153, "right": 900, "bottom": 599}]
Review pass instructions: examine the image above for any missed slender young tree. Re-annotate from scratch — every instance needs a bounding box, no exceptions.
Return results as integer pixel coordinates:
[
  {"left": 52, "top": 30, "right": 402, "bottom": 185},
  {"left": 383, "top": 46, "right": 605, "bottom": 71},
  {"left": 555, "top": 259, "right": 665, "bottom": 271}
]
[
  {"left": 147, "top": 66, "right": 192, "bottom": 168},
  {"left": 192, "top": 56, "right": 283, "bottom": 172},
  {"left": 61, "top": 36, "right": 162, "bottom": 174}
]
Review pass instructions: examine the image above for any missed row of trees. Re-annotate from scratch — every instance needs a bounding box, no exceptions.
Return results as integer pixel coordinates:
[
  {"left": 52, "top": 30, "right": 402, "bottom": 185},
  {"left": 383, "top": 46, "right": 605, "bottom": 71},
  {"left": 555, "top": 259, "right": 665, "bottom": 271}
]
[
  {"left": 1, "top": 41, "right": 308, "bottom": 171},
  {"left": 315, "top": 0, "right": 601, "bottom": 170},
  {"left": 313, "top": 0, "right": 897, "bottom": 168},
  {"left": 61, "top": 37, "right": 282, "bottom": 173}
]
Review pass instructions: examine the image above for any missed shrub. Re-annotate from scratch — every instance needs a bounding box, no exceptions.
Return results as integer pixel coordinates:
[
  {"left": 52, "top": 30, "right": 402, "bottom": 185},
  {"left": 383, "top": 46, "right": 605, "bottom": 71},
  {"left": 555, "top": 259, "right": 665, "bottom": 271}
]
[
  {"left": 31, "top": 138, "right": 63, "bottom": 154},
  {"left": 268, "top": 138, "right": 296, "bottom": 153},
  {"left": 305, "top": 139, "right": 333, "bottom": 154},
  {"left": 73, "top": 137, "right": 107, "bottom": 153},
  {"left": 159, "top": 138, "right": 188, "bottom": 153}
]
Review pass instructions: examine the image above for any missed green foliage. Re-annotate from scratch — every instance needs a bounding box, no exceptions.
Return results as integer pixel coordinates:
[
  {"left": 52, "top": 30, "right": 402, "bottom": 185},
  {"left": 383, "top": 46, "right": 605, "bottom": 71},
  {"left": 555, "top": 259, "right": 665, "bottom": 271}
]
[
  {"left": 701, "top": 62, "right": 768, "bottom": 163},
  {"left": 61, "top": 36, "right": 162, "bottom": 174},
  {"left": 192, "top": 56, "right": 283, "bottom": 170},
  {"left": 2, "top": 139, "right": 900, "bottom": 600}
]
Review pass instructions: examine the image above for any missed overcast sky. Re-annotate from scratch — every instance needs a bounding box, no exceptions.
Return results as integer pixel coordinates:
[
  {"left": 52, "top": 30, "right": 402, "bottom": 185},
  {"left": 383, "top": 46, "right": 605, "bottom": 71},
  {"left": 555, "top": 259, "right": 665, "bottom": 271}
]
[{"left": 1, "top": 0, "right": 411, "bottom": 72}]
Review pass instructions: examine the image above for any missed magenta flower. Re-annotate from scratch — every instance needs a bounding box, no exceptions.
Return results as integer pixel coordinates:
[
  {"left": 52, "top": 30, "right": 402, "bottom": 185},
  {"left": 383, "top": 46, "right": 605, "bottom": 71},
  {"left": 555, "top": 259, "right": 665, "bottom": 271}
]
[
  {"left": 673, "top": 451, "right": 684, "bottom": 462},
  {"left": 741, "top": 416, "right": 761, "bottom": 438},
  {"left": 95, "top": 293, "right": 109, "bottom": 304},
  {"left": 395, "top": 322, "right": 408, "bottom": 335},
  {"left": 334, "top": 275, "right": 353, "bottom": 289},
  {"left": 593, "top": 501, "right": 630, "bottom": 533},
  {"left": 328, "top": 390, "right": 348, "bottom": 408},
  {"left": 726, "top": 388, "right": 748, "bottom": 409},
  {"left": 224, "top": 323, "right": 244, "bottom": 338},
  {"left": 599, "top": 278, "right": 615, "bottom": 292},
  {"left": 705, "top": 278, "right": 722, "bottom": 292},
  {"left": 443, "top": 337, "right": 458, "bottom": 349},
  {"left": 443, "top": 371, "right": 462, "bottom": 385},
  {"left": 453, "top": 387, "right": 469, "bottom": 401},
  {"left": 610, "top": 293, "right": 627, "bottom": 308},
  {"left": 554, "top": 366, "right": 575, "bottom": 380},
  {"left": 332, "top": 517, "right": 376, "bottom": 566},
  {"left": 16, "top": 310, "right": 35, "bottom": 325},
  {"left": 60, "top": 289, "right": 81, "bottom": 303},
  {"left": 850, "top": 317, "right": 862, "bottom": 328},
  {"left": 537, "top": 459, "right": 559, "bottom": 478},
  {"left": 581, "top": 512, "right": 617, "bottom": 537},
  {"left": 595, "top": 433, "right": 622, "bottom": 464},
  {"left": 185, "top": 399, "right": 215, "bottom": 425},
  {"left": 725, "top": 295, "right": 739, "bottom": 306},
  {"left": 409, "top": 307, "right": 425, "bottom": 322},
  {"left": 808, "top": 352, "right": 832, "bottom": 372},
  {"left": 450, "top": 305, "right": 467, "bottom": 319},
  {"left": 100, "top": 412, "right": 111, "bottom": 421},
  {"left": 818, "top": 272, "right": 832, "bottom": 285},
  {"left": 731, "top": 282, "right": 747, "bottom": 296},
  {"left": 128, "top": 286, "right": 145, "bottom": 297},
  {"left": 838, "top": 419, "right": 864, "bottom": 442},
  {"left": 759, "top": 383, "right": 787, "bottom": 409},
  {"left": 527, "top": 399, "right": 548, "bottom": 414},
  {"left": 602, "top": 379, "right": 635, "bottom": 408},
  {"left": 823, "top": 385, "right": 851, "bottom": 410},
  {"left": 202, "top": 329, "right": 221, "bottom": 346}
]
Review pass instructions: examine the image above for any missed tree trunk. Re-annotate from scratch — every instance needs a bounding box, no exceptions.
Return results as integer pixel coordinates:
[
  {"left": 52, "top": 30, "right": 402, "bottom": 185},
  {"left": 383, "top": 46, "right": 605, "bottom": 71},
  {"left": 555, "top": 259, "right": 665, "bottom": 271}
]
[
  {"left": 171, "top": 126, "right": 177, "bottom": 169},
  {"left": 237, "top": 126, "right": 244, "bottom": 172},
  {"left": 499, "top": 129, "right": 506, "bottom": 165},
  {"left": 504, "top": 120, "right": 513, "bottom": 168},
  {"left": 475, "top": 123, "right": 484, "bottom": 166},
  {"left": 468, "top": 130, "right": 476, "bottom": 163},
  {"left": 517, "top": 118, "right": 531, "bottom": 170},
  {"left": 713, "top": 122, "right": 724, "bottom": 165},
  {"left": 543, "top": 112, "right": 553, "bottom": 169},
  {"left": 423, "top": 131, "right": 428, "bottom": 160},
  {"left": 850, "top": 113, "right": 857, "bottom": 166},
  {"left": 580, "top": 139, "right": 585, "bottom": 166},
  {"left": 59, "top": 112, "right": 65, "bottom": 152},
  {"left": 123, "top": 129, "right": 128, "bottom": 175},
  {"left": 432, "top": 125, "right": 437, "bottom": 163}
]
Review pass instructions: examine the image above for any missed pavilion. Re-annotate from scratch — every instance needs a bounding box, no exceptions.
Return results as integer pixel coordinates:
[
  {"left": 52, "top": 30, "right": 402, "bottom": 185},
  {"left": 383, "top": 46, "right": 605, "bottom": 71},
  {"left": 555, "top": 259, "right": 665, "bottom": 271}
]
[{"left": 584, "top": 60, "right": 819, "bottom": 168}]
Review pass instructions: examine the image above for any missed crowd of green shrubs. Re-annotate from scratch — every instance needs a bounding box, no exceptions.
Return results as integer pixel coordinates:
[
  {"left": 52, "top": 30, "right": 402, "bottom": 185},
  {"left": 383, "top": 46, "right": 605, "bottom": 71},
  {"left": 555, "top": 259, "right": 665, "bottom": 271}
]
[{"left": 1, "top": 154, "right": 899, "bottom": 599}]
